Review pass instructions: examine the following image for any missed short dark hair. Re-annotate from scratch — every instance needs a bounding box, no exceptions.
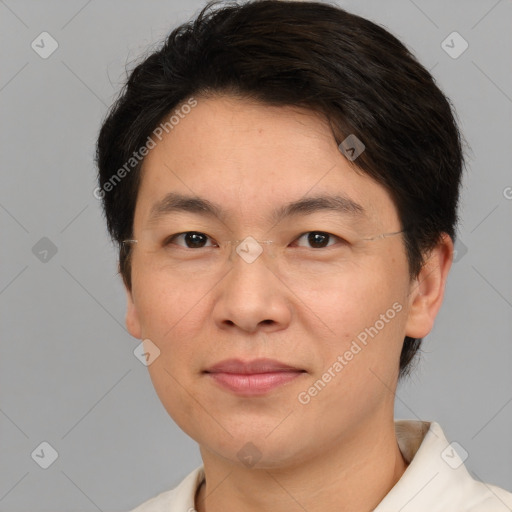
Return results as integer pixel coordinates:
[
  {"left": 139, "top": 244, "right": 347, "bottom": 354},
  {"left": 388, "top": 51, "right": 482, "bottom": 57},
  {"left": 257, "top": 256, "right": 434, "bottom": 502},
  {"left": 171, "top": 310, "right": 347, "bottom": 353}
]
[{"left": 96, "top": 0, "right": 465, "bottom": 378}]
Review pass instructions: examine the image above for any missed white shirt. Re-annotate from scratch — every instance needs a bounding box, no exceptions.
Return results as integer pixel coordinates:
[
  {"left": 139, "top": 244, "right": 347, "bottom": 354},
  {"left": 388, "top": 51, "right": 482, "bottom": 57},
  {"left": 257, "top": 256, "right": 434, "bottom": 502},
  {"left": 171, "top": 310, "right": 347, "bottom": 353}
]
[{"left": 129, "top": 420, "right": 512, "bottom": 511}]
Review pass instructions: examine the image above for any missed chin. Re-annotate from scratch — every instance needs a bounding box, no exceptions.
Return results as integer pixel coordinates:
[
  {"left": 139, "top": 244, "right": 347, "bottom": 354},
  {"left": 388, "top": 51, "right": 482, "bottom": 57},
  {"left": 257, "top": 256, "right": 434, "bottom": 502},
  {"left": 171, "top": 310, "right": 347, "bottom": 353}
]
[{"left": 197, "top": 430, "right": 311, "bottom": 471}]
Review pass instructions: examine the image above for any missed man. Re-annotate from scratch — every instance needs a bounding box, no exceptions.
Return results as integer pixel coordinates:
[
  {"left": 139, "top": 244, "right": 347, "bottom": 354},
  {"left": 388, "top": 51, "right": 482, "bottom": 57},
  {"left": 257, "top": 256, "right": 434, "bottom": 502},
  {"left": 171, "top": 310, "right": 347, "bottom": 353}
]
[{"left": 96, "top": 1, "right": 512, "bottom": 510}]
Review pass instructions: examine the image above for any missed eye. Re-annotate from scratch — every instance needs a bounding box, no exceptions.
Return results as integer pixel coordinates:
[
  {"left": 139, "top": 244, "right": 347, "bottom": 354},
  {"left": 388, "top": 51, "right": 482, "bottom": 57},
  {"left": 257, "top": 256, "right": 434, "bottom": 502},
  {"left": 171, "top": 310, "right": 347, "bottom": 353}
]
[
  {"left": 294, "top": 231, "right": 345, "bottom": 249},
  {"left": 164, "top": 231, "right": 217, "bottom": 249}
]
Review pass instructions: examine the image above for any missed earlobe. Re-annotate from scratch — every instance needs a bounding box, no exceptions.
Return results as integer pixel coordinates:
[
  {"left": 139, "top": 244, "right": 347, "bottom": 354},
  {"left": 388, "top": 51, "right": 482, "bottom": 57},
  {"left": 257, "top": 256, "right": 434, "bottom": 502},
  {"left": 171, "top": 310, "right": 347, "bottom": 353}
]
[
  {"left": 125, "top": 285, "right": 142, "bottom": 339},
  {"left": 404, "top": 233, "right": 454, "bottom": 339}
]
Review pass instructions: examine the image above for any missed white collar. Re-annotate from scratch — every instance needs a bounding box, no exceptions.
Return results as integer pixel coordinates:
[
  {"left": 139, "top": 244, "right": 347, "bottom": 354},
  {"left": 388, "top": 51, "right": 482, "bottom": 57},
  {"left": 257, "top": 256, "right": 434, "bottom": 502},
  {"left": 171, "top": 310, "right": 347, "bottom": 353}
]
[
  {"left": 376, "top": 420, "right": 512, "bottom": 511},
  {"left": 131, "top": 420, "right": 512, "bottom": 511}
]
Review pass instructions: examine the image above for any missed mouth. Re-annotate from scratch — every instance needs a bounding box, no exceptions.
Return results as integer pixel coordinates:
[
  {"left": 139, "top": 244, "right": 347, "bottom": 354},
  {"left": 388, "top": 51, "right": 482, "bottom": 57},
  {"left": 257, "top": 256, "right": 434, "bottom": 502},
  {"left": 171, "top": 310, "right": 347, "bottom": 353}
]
[{"left": 203, "top": 358, "right": 306, "bottom": 396}]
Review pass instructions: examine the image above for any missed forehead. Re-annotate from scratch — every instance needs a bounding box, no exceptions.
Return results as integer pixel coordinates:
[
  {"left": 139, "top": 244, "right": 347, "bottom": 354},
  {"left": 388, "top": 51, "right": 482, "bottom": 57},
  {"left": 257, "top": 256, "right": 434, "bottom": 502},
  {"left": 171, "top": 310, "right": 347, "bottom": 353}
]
[{"left": 133, "top": 95, "right": 399, "bottom": 230}]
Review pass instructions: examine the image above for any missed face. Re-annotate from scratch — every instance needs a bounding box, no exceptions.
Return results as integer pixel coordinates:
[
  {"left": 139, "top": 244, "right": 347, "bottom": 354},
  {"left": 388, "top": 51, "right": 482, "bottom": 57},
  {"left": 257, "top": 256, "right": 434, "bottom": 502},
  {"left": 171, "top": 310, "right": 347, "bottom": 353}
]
[{"left": 125, "top": 95, "right": 445, "bottom": 468}]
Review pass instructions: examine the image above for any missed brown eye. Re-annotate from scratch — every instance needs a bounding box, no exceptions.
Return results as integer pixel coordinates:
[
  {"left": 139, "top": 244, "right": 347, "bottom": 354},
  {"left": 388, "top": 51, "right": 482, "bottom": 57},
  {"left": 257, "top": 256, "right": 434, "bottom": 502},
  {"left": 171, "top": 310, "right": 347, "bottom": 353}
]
[
  {"left": 166, "top": 231, "right": 215, "bottom": 248},
  {"left": 295, "top": 231, "right": 340, "bottom": 249}
]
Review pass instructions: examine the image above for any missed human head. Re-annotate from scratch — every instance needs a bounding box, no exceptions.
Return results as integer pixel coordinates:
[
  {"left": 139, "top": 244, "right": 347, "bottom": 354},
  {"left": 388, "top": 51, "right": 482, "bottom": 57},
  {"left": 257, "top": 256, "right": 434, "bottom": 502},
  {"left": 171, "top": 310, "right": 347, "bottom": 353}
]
[{"left": 96, "top": 0, "right": 464, "bottom": 380}]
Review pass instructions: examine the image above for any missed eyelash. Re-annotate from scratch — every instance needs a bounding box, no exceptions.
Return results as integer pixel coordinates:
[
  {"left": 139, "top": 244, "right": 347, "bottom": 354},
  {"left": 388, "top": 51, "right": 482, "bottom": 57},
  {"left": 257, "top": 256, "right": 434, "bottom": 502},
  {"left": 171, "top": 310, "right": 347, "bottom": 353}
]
[{"left": 163, "top": 231, "right": 346, "bottom": 249}]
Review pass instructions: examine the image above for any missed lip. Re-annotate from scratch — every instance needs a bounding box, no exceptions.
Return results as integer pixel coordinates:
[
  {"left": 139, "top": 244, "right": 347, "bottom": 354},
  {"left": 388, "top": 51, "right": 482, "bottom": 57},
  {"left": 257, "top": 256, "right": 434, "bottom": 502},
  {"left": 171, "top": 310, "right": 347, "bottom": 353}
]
[
  {"left": 205, "top": 358, "right": 302, "bottom": 374},
  {"left": 204, "top": 358, "right": 305, "bottom": 396}
]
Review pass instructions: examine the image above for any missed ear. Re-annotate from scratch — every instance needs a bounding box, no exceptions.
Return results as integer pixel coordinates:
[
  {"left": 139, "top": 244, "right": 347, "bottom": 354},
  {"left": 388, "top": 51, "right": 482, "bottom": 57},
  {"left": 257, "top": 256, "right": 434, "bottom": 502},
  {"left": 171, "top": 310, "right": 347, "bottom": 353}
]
[
  {"left": 405, "top": 233, "right": 454, "bottom": 339},
  {"left": 125, "top": 283, "right": 142, "bottom": 339}
]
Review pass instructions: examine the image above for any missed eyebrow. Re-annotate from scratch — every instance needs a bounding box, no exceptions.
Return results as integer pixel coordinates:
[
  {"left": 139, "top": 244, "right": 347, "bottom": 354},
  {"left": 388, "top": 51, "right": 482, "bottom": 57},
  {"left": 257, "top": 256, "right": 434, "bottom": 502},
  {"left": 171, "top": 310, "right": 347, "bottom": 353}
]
[{"left": 148, "top": 192, "right": 365, "bottom": 225}]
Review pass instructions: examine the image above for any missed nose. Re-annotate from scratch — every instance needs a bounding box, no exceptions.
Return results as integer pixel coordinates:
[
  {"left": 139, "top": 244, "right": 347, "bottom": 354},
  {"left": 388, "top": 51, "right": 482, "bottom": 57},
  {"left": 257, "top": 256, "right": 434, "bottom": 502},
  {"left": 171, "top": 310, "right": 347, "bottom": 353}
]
[{"left": 212, "top": 245, "right": 292, "bottom": 334}]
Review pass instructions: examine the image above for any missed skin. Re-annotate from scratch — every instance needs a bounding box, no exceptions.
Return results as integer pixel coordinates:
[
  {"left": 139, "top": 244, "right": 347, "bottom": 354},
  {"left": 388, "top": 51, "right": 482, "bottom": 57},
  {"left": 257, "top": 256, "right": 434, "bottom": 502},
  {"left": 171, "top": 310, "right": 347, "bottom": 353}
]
[{"left": 125, "top": 95, "right": 453, "bottom": 512}]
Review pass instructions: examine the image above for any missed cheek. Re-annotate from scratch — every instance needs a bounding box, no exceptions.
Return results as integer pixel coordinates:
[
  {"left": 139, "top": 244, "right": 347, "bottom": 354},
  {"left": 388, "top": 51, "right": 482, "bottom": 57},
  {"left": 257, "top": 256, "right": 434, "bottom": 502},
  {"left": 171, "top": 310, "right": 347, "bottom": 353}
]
[
  {"left": 145, "top": 358, "right": 199, "bottom": 438},
  {"left": 131, "top": 270, "right": 209, "bottom": 429},
  {"left": 297, "top": 255, "right": 409, "bottom": 381},
  {"left": 294, "top": 261, "right": 404, "bottom": 334},
  {"left": 130, "top": 268, "right": 213, "bottom": 403},
  {"left": 131, "top": 264, "right": 211, "bottom": 337}
]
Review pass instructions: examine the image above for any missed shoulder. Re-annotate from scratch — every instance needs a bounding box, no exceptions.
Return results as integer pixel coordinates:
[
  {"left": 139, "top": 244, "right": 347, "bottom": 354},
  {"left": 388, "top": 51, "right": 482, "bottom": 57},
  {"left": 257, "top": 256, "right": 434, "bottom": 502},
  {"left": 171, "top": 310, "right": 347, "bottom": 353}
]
[
  {"left": 129, "top": 487, "right": 177, "bottom": 512},
  {"left": 128, "top": 466, "right": 204, "bottom": 512},
  {"left": 376, "top": 420, "right": 512, "bottom": 512},
  {"left": 463, "top": 481, "right": 512, "bottom": 511}
]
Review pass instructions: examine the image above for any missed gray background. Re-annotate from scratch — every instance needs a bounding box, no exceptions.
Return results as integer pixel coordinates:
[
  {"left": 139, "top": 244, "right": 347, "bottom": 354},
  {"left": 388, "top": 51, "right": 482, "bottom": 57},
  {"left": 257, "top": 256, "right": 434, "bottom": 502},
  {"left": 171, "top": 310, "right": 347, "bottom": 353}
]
[{"left": 1, "top": 0, "right": 511, "bottom": 510}]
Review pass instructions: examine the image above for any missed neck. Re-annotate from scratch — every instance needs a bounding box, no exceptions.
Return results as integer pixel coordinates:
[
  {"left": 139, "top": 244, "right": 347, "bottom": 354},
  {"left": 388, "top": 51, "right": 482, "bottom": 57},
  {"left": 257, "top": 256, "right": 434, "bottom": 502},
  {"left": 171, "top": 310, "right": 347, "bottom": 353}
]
[{"left": 195, "top": 416, "right": 409, "bottom": 512}]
